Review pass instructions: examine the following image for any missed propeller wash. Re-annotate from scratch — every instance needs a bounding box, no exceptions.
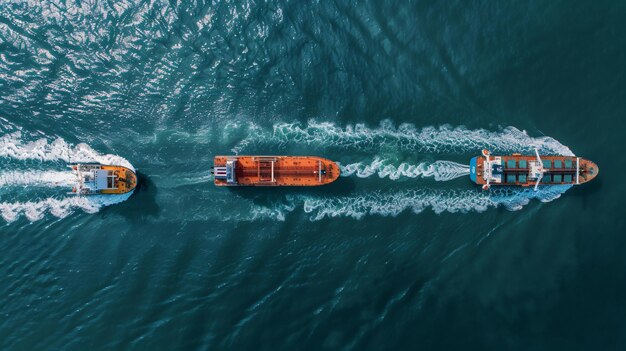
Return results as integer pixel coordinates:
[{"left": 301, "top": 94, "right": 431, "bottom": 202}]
[{"left": 0, "top": 132, "right": 136, "bottom": 223}]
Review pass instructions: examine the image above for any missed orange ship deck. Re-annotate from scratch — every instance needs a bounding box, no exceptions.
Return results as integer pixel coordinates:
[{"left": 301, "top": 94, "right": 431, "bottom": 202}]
[
  {"left": 213, "top": 156, "right": 340, "bottom": 186},
  {"left": 99, "top": 165, "right": 137, "bottom": 194},
  {"left": 70, "top": 164, "right": 137, "bottom": 195}
]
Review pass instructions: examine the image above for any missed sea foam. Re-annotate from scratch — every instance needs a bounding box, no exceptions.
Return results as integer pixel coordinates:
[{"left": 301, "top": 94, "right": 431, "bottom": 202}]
[
  {"left": 340, "top": 159, "right": 470, "bottom": 181},
  {"left": 251, "top": 185, "right": 573, "bottom": 221},
  {"left": 0, "top": 132, "right": 135, "bottom": 223},
  {"left": 0, "top": 193, "right": 133, "bottom": 223},
  {"left": 232, "top": 120, "right": 575, "bottom": 156},
  {"left": 0, "top": 131, "right": 135, "bottom": 171},
  {"left": 0, "top": 170, "right": 76, "bottom": 188}
]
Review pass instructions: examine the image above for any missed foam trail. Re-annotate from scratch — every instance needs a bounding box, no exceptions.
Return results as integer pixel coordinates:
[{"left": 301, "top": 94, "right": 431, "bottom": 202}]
[
  {"left": 0, "top": 171, "right": 75, "bottom": 188},
  {"left": 0, "top": 132, "right": 136, "bottom": 223},
  {"left": 0, "top": 132, "right": 135, "bottom": 171},
  {"left": 340, "top": 159, "right": 470, "bottom": 181},
  {"left": 251, "top": 185, "right": 572, "bottom": 221},
  {"left": 232, "top": 120, "right": 574, "bottom": 156},
  {"left": 0, "top": 193, "right": 133, "bottom": 223}
]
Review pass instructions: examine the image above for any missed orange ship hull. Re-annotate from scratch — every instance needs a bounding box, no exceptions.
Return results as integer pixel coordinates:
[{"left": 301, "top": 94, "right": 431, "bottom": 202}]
[
  {"left": 212, "top": 156, "right": 340, "bottom": 186},
  {"left": 70, "top": 163, "right": 137, "bottom": 195}
]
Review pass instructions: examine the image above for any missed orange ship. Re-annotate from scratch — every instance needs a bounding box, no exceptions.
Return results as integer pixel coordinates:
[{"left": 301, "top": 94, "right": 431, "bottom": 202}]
[
  {"left": 470, "top": 149, "right": 599, "bottom": 190},
  {"left": 69, "top": 163, "right": 137, "bottom": 195},
  {"left": 212, "top": 156, "right": 340, "bottom": 186}
]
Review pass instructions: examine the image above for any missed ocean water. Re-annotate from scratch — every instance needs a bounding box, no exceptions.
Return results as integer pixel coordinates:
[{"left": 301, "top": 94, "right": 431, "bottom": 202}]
[{"left": 1, "top": 0, "right": 625, "bottom": 350}]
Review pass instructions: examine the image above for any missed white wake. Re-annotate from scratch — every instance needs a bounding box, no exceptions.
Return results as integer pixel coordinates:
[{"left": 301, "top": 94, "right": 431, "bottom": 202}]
[
  {"left": 0, "top": 131, "right": 135, "bottom": 171},
  {"left": 0, "top": 171, "right": 76, "bottom": 188},
  {"left": 251, "top": 185, "right": 573, "bottom": 221},
  {"left": 0, "top": 132, "right": 135, "bottom": 223},
  {"left": 0, "top": 193, "right": 133, "bottom": 223},
  {"left": 340, "top": 159, "right": 470, "bottom": 181},
  {"left": 231, "top": 120, "right": 574, "bottom": 156}
]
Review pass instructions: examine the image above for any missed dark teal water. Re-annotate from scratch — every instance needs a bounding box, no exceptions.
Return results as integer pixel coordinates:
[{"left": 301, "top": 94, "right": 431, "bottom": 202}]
[{"left": 1, "top": 1, "right": 626, "bottom": 350}]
